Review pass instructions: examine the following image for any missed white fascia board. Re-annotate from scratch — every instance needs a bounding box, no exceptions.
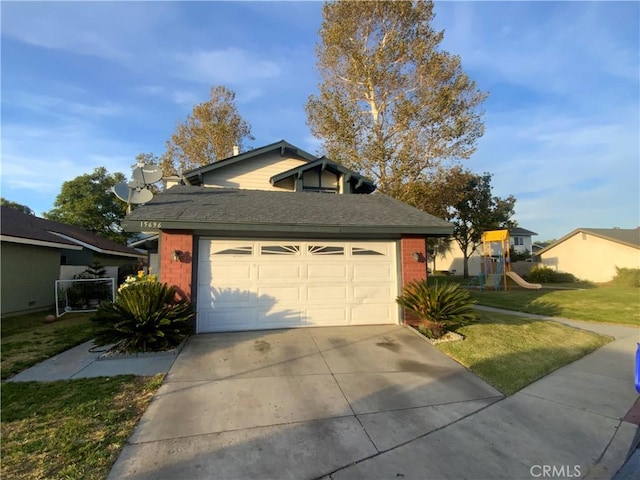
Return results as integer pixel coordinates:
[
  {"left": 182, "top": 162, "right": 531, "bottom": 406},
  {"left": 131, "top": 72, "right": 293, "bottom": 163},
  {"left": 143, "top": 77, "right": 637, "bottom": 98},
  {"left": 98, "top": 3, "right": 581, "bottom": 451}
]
[
  {"left": 48, "top": 231, "right": 145, "bottom": 258},
  {"left": 0, "top": 234, "right": 83, "bottom": 250}
]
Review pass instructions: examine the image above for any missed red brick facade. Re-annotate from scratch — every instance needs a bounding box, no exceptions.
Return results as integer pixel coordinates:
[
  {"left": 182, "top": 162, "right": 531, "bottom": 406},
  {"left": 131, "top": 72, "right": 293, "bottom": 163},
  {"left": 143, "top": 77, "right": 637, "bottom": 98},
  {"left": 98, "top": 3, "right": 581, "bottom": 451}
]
[
  {"left": 400, "top": 236, "right": 428, "bottom": 325},
  {"left": 159, "top": 231, "right": 194, "bottom": 300}
]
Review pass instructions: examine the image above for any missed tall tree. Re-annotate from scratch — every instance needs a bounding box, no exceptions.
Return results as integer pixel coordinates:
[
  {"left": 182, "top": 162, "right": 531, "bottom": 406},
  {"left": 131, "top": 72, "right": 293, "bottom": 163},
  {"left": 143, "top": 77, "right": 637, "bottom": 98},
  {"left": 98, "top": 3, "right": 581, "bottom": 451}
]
[
  {"left": 306, "top": 0, "right": 487, "bottom": 199},
  {"left": 161, "top": 85, "right": 254, "bottom": 174},
  {"left": 44, "top": 167, "right": 131, "bottom": 243},
  {"left": 1, "top": 198, "right": 34, "bottom": 215},
  {"left": 448, "top": 172, "right": 517, "bottom": 278}
]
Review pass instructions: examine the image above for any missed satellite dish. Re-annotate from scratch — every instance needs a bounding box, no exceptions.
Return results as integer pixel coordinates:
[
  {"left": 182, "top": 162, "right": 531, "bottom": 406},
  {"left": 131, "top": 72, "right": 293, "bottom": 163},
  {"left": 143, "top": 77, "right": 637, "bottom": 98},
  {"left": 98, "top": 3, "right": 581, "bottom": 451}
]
[
  {"left": 112, "top": 163, "right": 162, "bottom": 212},
  {"left": 132, "top": 165, "right": 163, "bottom": 185},
  {"left": 113, "top": 183, "right": 131, "bottom": 203},
  {"left": 130, "top": 188, "right": 154, "bottom": 204}
]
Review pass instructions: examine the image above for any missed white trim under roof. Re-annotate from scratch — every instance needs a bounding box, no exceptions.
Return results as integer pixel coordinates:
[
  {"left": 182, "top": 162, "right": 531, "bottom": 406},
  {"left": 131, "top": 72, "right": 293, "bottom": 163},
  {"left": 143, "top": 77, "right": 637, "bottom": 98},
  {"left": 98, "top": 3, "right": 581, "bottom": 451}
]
[
  {"left": 48, "top": 231, "right": 145, "bottom": 258},
  {"left": 0, "top": 234, "right": 83, "bottom": 250}
]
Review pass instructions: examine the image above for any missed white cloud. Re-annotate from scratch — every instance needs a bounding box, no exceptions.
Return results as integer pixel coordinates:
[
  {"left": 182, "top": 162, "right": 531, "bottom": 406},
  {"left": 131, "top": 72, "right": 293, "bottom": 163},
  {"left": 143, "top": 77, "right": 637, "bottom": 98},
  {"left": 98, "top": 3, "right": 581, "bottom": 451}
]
[{"left": 173, "top": 48, "right": 282, "bottom": 85}]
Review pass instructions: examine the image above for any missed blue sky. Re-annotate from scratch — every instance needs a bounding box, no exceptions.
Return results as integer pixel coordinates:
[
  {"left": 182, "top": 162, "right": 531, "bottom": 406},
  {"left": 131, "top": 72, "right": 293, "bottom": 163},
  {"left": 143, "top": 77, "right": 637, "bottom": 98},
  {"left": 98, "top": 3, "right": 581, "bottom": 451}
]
[{"left": 2, "top": 1, "right": 638, "bottom": 241}]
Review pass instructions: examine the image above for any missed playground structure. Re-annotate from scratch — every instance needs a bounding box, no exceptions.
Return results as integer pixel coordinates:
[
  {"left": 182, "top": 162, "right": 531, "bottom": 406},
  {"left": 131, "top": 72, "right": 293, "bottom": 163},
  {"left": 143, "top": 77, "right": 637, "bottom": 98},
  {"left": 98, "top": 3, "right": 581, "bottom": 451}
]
[{"left": 470, "top": 229, "right": 542, "bottom": 290}]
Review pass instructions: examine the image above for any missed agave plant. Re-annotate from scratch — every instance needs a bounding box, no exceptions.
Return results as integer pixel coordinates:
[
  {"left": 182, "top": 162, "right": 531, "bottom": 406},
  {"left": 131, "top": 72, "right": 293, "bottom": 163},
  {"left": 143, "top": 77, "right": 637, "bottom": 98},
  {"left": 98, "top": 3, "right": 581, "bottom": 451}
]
[
  {"left": 92, "top": 281, "right": 194, "bottom": 352},
  {"left": 396, "top": 280, "right": 477, "bottom": 339}
]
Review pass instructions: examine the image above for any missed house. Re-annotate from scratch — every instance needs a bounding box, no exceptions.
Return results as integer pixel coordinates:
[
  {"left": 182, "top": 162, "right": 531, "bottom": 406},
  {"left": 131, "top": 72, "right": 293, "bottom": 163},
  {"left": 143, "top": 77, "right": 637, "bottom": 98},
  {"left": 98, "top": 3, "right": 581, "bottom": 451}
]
[
  {"left": 538, "top": 227, "right": 640, "bottom": 282},
  {"left": 0, "top": 206, "right": 145, "bottom": 316},
  {"left": 435, "top": 227, "right": 538, "bottom": 277},
  {"left": 122, "top": 140, "right": 453, "bottom": 333}
]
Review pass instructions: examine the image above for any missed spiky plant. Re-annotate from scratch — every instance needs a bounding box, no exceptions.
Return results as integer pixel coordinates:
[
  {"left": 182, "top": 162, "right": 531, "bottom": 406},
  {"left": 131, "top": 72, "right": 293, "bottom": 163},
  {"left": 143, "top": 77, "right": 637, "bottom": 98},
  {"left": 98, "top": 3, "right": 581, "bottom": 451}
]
[
  {"left": 92, "top": 281, "right": 194, "bottom": 352},
  {"left": 396, "top": 280, "right": 477, "bottom": 339}
]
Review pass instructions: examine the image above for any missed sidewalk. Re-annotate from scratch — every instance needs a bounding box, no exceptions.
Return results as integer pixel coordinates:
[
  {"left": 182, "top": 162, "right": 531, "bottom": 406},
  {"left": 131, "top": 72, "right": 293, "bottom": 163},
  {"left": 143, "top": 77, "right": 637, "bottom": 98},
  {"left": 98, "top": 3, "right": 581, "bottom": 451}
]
[{"left": 6, "top": 340, "right": 177, "bottom": 382}]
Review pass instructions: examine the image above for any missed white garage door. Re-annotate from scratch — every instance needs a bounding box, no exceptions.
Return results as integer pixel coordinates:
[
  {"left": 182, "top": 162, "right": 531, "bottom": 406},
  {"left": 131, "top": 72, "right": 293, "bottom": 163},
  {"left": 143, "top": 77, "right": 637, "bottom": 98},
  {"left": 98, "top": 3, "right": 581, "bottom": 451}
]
[{"left": 196, "top": 239, "right": 399, "bottom": 332}]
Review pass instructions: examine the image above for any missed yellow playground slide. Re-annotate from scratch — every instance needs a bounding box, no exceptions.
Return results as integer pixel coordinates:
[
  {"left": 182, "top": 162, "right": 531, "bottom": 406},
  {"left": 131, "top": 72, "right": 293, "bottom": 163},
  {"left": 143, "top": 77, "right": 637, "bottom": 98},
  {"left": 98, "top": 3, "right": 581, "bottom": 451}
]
[{"left": 506, "top": 271, "right": 542, "bottom": 289}]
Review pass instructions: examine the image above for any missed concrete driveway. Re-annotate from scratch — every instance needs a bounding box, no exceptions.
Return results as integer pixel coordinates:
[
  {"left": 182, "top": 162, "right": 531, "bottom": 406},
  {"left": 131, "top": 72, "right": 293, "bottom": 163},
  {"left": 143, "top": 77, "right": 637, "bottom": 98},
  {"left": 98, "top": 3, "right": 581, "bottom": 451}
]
[{"left": 108, "top": 325, "right": 502, "bottom": 479}]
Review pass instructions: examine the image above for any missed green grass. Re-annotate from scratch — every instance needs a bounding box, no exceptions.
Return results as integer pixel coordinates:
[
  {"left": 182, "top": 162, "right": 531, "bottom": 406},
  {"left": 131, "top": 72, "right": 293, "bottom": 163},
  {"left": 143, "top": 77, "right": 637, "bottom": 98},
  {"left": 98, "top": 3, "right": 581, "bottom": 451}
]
[
  {"left": 468, "top": 284, "right": 640, "bottom": 326},
  {"left": 1, "top": 311, "right": 97, "bottom": 380},
  {"left": 1, "top": 375, "right": 163, "bottom": 480},
  {"left": 437, "top": 312, "right": 612, "bottom": 395}
]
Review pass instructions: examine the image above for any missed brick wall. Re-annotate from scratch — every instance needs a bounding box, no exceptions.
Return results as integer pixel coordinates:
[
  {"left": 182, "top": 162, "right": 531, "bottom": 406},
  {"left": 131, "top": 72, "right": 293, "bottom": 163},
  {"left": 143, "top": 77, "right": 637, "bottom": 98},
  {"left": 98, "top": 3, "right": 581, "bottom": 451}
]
[
  {"left": 159, "top": 230, "right": 194, "bottom": 300},
  {"left": 400, "top": 236, "right": 428, "bottom": 325}
]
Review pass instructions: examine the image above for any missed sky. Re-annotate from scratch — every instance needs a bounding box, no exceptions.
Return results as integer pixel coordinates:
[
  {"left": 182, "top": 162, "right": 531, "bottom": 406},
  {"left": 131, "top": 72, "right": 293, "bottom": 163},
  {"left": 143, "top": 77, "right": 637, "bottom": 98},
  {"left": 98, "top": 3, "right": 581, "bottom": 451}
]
[{"left": 1, "top": 0, "right": 638, "bottom": 242}]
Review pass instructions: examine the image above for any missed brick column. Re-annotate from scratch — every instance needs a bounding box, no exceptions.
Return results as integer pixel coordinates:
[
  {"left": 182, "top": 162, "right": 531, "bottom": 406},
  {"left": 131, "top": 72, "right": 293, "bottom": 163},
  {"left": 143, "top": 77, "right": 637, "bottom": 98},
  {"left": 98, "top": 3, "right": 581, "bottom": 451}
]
[
  {"left": 400, "top": 236, "right": 428, "bottom": 325},
  {"left": 159, "top": 230, "right": 194, "bottom": 300}
]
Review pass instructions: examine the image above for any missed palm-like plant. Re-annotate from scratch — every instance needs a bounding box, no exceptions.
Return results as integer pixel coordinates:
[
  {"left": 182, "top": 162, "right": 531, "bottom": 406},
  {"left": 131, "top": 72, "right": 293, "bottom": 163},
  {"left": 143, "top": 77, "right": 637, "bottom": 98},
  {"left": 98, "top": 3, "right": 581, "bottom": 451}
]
[
  {"left": 396, "top": 280, "right": 477, "bottom": 339},
  {"left": 93, "top": 281, "right": 194, "bottom": 352}
]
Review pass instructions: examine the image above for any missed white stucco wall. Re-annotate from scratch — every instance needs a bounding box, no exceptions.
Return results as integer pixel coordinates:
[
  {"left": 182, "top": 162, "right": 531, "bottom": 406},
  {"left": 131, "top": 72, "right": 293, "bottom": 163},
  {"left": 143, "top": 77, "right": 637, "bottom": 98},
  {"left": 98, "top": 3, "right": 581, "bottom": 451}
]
[{"left": 540, "top": 232, "right": 640, "bottom": 282}]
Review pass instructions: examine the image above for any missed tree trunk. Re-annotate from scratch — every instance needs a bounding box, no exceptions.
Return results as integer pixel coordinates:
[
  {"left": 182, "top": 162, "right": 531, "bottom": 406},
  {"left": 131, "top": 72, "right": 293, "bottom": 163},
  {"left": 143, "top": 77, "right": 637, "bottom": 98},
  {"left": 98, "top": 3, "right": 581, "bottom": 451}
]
[{"left": 463, "top": 255, "right": 470, "bottom": 279}]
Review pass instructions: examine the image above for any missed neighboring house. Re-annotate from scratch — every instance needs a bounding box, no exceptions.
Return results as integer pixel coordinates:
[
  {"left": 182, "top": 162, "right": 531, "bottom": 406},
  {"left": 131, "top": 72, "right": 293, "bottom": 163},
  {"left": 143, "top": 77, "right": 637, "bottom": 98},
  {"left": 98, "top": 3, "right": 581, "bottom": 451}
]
[
  {"left": 538, "top": 227, "right": 640, "bottom": 282},
  {"left": 123, "top": 140, "right": 453, "bottom": 333},
  {"left": 0, "top": 206, "right": 145, "bottom": 315},
  {"left": 509, "top": 227, "right": 538, "bottom": 254},
  {"left": 435, "top": 227, "right": 538, "bottom": 277}
]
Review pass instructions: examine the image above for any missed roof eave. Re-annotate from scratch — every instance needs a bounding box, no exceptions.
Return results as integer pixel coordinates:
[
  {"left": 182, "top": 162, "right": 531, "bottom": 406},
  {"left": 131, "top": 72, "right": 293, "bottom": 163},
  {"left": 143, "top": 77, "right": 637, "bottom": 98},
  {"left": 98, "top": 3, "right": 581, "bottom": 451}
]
[{"left": 122, "top": 219, "right": 453, "bottom": 236}]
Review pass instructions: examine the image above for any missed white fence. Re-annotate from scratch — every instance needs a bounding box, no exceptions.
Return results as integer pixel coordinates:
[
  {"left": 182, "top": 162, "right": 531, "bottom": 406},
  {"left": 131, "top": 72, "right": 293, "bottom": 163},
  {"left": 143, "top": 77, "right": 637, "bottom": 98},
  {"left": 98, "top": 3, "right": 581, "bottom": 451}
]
[{"left": 55, "top": 278, "right": 115, "bottom": 318}]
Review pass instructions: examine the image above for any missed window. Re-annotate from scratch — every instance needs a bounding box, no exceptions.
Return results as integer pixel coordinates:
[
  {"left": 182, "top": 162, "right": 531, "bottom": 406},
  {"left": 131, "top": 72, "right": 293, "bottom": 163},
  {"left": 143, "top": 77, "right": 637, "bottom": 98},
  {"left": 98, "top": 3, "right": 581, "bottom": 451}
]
[
  {"left": 213, "top": 246, "right": 253, "bottom": 255},
  {"left": 308, "top": 245, "right": 344, "bottom": 255},
  {"left": 352, "top": 247, "right": 384, "bottom": 256},
  {"left": 513, "top": 237, "right": 524, "bottom": 246},
  {"left": 302, "top": 168, "right": 339, "bottom": 193},
  {"left": 261, "top": 245, "right": 300, "bottom": 255}
]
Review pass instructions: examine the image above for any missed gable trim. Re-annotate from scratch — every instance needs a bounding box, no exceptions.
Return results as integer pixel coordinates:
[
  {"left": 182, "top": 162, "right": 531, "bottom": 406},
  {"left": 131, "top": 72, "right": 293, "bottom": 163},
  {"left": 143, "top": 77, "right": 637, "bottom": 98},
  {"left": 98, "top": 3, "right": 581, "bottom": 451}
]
[
  {"left": 0, "top": 234, "right": 83, "bottom": 250},
  {"left": 48, "top": 232, "right": 145, "bottom": 258}
]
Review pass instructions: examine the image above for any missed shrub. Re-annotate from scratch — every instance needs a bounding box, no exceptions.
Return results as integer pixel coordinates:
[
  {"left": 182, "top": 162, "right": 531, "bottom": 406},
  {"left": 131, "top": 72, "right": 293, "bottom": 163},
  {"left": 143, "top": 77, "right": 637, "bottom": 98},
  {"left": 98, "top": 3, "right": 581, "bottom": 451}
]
[
  {"left": 612, "top": 267, "right": 640, "bottom": 287},
  {"left": 92, "top": 281, "right": 194, "bottom": 352},
  {"left": 528, "top": 266, "right": 577, "bottom": 284},
  {"left": 396, "top": 280, "right": 477, "bottom": 339}
]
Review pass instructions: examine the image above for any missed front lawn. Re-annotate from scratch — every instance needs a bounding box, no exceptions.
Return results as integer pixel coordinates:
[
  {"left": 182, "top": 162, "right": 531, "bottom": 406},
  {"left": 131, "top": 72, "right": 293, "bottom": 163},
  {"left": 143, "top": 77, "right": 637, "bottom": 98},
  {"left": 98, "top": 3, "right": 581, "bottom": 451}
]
[
  {"left": 468, "top": 284, "right": 639, "bottom": 326},
  {"left": 436, "top": 311, "right": 612, "bottom": 395},
  {"left": 1, "top": 375, "right": 163, "bottom": 480},
  {"left": 1, "top": 311, "right": 97, "bottom": 379}
]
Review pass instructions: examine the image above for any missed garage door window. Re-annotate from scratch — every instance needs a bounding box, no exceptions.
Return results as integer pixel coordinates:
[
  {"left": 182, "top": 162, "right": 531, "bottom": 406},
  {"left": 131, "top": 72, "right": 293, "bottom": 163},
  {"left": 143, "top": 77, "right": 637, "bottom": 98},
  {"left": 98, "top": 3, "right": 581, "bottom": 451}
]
[
  {"left": 261, "top": 245, "right": 300, "bottom": 255},
  {"left": 214, "top": 246, "right": 253, "bottom": 255},
  {"left": 308, "top": 245, "right": 344, "bottom": 255},
  {"left": 352, "top": 246, "right": 384, "bottom": 256}
]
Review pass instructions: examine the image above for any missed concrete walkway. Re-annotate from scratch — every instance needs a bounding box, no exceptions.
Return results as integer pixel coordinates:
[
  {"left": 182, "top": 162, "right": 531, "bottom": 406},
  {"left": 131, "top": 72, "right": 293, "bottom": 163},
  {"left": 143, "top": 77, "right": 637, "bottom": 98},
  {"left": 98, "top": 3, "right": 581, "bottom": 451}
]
[{"left": 6, "top": 340, "right": 177, "bottom": 381}]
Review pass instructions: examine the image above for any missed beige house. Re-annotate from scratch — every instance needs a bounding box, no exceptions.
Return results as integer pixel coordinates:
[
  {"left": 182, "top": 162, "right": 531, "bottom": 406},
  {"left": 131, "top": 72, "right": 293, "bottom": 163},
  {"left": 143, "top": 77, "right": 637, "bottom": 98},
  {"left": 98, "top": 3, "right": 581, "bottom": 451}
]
[
  {"left": 433, "top": 228, "right": 537, "bottom": 277},
  {"left": 123, "top": 140, "right": 452, "bottom": 333},
  {"left": 538, "top": 228, "right": 640, "bottom": 282}
]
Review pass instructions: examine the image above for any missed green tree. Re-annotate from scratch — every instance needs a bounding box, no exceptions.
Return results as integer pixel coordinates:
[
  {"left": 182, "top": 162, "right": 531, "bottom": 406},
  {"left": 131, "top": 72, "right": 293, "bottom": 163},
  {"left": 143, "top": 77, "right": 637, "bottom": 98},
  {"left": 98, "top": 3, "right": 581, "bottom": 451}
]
[
  {"left": 448, "top": 172, "right": 517, "bottom": 278},
  {"left": 161, "top": 85, "right": 254, "bottom": 174},
  {"left": 0, "top": 198, "right": 34, "bottom": 215},
  {"left": 44, "top": 167, "right": 131, "bottom": 243},
  {"left": 306, "top": 0, "right": 487, "bottom": 199}
]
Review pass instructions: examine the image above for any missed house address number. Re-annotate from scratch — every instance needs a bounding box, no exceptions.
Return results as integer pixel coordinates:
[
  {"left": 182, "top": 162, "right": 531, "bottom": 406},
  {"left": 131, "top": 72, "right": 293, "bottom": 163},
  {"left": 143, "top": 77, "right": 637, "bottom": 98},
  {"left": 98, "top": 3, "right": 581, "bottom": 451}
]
[{"left": 140, "top": 221, "right": 162, "bottom": 229}]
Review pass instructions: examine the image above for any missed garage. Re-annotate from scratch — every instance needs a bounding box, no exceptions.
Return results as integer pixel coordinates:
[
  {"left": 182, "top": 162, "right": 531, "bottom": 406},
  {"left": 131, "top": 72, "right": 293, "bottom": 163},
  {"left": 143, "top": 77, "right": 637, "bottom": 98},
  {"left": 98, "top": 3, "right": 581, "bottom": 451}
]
[{"left": 196, "top": 239, "right": 399, "bottom": 332}]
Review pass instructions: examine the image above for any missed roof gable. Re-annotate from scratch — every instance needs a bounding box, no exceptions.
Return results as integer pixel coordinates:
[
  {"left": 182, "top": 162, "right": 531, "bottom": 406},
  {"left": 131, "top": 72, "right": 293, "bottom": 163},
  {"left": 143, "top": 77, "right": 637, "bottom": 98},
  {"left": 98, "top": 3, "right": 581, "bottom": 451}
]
[
  {"left": 182, "top": 140, "right": 317, "bottom": 186},
  {"left": 538, "top": 227, "right": 640, "bottom": 255},
  {"left": 509, "top": 227, "right": 538, "bottom": 236},
  {"left": 270, "top": 157, "right": 376, "bottom": 194}
]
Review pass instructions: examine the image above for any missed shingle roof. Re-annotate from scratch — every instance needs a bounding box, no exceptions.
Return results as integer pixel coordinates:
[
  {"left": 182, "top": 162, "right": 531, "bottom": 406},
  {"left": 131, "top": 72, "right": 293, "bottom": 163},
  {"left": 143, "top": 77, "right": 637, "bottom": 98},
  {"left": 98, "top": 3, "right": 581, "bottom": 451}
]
[
  {"left": 509, "top": 227, "right": 538, "bottom": 236},
  {"left": 123, "top": 186, "right": 453, "bottom": 236},
  {"left": 538, "top": 227, "right": 640, "bottom": 255},
  {"left": 1, "top": 206, "right": 144, "bottom": 257}
]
